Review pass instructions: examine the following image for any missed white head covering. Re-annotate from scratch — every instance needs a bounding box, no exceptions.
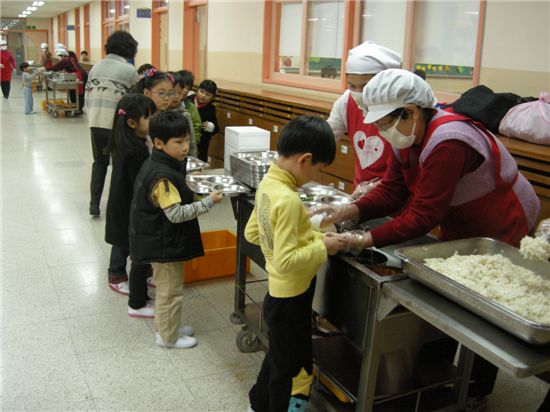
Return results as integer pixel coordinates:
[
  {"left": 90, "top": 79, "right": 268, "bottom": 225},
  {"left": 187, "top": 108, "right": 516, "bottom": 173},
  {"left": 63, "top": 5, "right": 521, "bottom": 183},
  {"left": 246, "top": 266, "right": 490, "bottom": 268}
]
[
  {"left": 346, "top": 41, "right": 402, "bottom": 75},
  {"left": 40, "top": 43, "right": 49, "bottom": 49},
  {"left": 55, "top": 48, "right": 68, "bottom": 57},
  {"left": 54, "top": 43, "right": 65, "bottom": 49},
  {"left": 363, "top": 69, "right": 438, "bottom": 124},
  {"left": 0, "top": 40, "right": 7, "bottom": 47}
]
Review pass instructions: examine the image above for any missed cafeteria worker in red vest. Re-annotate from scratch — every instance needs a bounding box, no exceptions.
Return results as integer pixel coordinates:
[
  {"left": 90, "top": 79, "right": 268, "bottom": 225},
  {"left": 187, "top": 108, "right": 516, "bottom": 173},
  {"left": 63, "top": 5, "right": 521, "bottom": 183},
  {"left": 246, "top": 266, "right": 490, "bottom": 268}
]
[{"left": 327, "top": 41, "right": 402, "bottom": 198}]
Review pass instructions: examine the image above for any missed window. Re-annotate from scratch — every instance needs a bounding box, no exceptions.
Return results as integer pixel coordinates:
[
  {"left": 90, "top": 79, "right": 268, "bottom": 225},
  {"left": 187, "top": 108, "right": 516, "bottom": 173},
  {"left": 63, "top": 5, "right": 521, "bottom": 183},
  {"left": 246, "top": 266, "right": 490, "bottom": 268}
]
[
  {"left": 409, "top": 0, "right": 485, "bottom": 92},
  {"left": 358, "top": 0, "right": 406, "bottom": 57},
  {"left": 264, "top": 0, "right": 355, "bottom": 92},
  {"left": 102, "top": 0, "right": 130, "bottom": 56}
]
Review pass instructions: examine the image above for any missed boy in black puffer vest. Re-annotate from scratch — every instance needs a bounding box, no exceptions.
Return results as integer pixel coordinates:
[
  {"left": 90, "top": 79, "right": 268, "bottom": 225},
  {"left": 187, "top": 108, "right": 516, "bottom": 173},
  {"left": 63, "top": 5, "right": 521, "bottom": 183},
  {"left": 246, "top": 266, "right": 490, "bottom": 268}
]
[{"left": 129, "top": 111, "right": 222, "bottom": 349}]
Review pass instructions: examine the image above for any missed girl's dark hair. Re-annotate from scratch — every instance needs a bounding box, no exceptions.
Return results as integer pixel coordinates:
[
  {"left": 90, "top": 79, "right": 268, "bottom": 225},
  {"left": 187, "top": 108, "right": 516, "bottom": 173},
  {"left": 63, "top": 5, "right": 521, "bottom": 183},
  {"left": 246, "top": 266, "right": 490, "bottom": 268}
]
[
  {"left": 106, "top": 94, "right": 157, "bottom": 157},
  {"left": 137, "top": 63, "right": 154, "bottom": 75},
  {"left": 130, "top": 70, "right": 172, "bottom": 94},
  {"left": 198, "top": 79, "right": 217, "bottom": 96},
  {"left": 277, "top": 116, "right": 336, "bottom": 165},
  {"left": 149, "top": 111, "right": 190, "bottom": 144},
  {"left": 105, "top": 31, "right": 138, "bottom": 60},
  {"left": 176, "top": 70, "right": 194, "bottom": 89}
]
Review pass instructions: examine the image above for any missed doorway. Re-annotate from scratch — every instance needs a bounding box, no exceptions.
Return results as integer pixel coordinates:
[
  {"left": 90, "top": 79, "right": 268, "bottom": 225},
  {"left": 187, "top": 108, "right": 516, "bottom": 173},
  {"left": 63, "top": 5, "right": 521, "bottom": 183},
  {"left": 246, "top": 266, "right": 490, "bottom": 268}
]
[{"left": 183, "top": 2, "right": 208, "bottom": 81}]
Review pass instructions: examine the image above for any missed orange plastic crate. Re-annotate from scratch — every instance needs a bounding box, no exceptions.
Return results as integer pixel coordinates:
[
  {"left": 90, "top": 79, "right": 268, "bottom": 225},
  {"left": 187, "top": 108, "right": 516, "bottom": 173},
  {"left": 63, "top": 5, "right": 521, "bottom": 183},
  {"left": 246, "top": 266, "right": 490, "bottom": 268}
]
[{"left": 183, "top": 230, "right": 250, "bottom": 283}]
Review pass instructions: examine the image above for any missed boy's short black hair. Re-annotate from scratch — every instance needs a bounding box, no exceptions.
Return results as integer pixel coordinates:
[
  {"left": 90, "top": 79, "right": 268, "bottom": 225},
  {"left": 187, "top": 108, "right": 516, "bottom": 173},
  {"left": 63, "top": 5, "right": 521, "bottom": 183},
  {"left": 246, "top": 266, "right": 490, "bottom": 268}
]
[
  {"left": 81, "top": 50, "right": 88, "bottom": 55},
  {"left": 137, "top": 63, "right": 154, "bottom": 75},
  {"left": 277, "top": 116, "right": 336, "bottom": 165},
  {"left": 198, "top": 79, "right": 217, "bottom": 95},
  {"left": 149, "top": 111, "right": 190, "bottom": 144},
  {"left": 177, "top": 70, "right": 194, "bottom": 89},
  {"left": 105, "top": 31, "right": 138, "bottom": 60},
  {"left": 19, "top": 62, "right": 30, "bottom": 71}
]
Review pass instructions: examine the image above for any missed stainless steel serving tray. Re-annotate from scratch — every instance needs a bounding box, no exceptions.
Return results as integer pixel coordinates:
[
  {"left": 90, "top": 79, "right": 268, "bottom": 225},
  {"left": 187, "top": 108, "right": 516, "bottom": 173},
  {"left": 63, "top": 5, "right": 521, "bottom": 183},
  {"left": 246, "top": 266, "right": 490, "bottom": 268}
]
[
  {"left": 395, "top": 237, "right": 550, "bottom": 344},
  {"left": 186, "top": 174, "right": 249, "bottom": 197},
  {"left": 186, "top": 156, "right": 210, "bottom": 172}
]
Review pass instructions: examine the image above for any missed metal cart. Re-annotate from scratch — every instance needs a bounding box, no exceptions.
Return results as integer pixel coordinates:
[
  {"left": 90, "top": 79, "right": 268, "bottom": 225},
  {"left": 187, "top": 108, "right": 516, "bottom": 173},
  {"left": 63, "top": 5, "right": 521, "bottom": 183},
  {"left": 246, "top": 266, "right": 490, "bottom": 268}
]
[
  {"left": 44, "top": 75, "right": 82, "bottom": 118},
  {"left": 230, "top": 195, "right": 550, "bottom": 411}
]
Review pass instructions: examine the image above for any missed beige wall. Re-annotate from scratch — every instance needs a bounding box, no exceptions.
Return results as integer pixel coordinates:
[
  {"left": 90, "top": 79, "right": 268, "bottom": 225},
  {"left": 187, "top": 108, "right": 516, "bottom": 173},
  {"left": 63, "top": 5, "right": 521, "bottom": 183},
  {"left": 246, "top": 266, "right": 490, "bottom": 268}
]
[
  {"left": 88, "top": 0, "right": 102, "bottom": 62},
  {"left": 167, "top": 0, "right": 183, "bottom": 71},
  {"left": 25, "top": 18, "right": 53, "bottom": 48},
  {"left": 129, "top": 0, "right": 152, "bottom": 68}
]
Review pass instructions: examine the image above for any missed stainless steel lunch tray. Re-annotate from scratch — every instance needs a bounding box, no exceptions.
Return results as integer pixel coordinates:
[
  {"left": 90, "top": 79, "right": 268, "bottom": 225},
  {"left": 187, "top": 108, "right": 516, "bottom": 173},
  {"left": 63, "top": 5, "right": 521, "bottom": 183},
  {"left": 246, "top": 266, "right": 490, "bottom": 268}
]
[
  {"left": 395, "top": 237, "right": 550, "bottom": 344},
  {"left": 186, "top": 174, "right": 249, "bottom": 197},
  {"left": 302, "top": 186, "right": 336, "bottom": 197},
  {"left": 186, "top": 156, "right": 209, "bottom": 172},
  {"left": 230, "top": 151, "right": 278, "bottom": 189}
]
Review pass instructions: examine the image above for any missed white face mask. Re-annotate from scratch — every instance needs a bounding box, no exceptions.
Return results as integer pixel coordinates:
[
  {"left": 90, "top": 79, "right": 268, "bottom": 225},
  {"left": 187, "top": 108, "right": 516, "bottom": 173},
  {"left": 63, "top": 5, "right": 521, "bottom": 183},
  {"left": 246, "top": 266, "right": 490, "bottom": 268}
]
[
  {"left": 379, "top": 115, "right": 417, "bottom": 149},
  {"left": 0, "top": 46, "right": 7, "bottom": 51},
  {"left": 349, "top": 90, "right": 367, "bottom": 115}
]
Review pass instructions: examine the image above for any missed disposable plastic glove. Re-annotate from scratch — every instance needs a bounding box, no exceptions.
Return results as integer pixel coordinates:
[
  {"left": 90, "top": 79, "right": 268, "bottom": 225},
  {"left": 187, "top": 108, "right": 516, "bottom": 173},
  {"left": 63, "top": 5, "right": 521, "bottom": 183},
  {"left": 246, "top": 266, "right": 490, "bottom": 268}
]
[
  {"left": 336, "top": 230, "right": 373, "bottom": 253},
  {"left": 350, "top": 177, "right": 382, "bottom": 200},
  {"left": 308, "top": 203, "right": 360, "bottom": 226},
  {"left": 202, "top": 121, "right": 215, "bottom": 133}
]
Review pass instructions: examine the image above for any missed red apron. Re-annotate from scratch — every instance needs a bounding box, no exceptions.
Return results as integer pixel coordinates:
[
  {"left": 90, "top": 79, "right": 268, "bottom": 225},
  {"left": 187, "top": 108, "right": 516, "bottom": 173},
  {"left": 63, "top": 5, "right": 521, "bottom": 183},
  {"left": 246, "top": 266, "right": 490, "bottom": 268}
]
[
  {"left": 69, "top": 58, "right": 85, "bottom": 94},
  {"left": 0, "top": 50, "right": 15, "bottom": 81},
  {"left": 346, "top": 93, "right": 391, "bottom": 186},
  {"left": 399, "top": 113, "right": 528, "bottom": 247}
]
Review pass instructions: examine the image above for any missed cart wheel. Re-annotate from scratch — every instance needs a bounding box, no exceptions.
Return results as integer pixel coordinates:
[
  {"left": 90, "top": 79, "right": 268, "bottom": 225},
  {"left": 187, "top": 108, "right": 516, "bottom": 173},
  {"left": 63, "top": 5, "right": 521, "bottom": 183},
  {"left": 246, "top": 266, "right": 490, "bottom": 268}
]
[
  {"left": 53, "top": 111, "right": 59, "bottom": 118},
  {"left": 236, "top": 329, "right": 261, "bottom": 353}
]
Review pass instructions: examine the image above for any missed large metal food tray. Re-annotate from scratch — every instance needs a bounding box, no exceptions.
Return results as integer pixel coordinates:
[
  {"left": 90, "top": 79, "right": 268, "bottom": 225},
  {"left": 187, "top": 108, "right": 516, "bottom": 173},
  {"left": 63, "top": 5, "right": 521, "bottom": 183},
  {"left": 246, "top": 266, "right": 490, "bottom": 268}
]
[
  {"left": 230, "top": 151, "right": 278, "bottom": 188},
  {"left": 186, "top": 174, "right": 249, "bottom": 196},
  {"left": 395, "top": 237, "right": 550, "bottom": 344},
  {"left": 186, "top": 156, "right": 209, "bottom": 172}
]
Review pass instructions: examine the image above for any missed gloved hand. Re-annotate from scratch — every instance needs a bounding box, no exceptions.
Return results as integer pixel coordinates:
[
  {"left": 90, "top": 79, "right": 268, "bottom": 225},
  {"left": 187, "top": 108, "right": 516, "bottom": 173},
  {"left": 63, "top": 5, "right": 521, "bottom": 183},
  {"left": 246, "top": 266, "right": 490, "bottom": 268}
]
[
  {"left": 336, "top": 230, "right": 373, "bottom": 253},
  {"left": 202, "top": 121, "right": 215, "bottom": 133},
  {"left": 535, "top": 218, "right": 550, "bottom": 242},
  {"left": 350, "top": 177, "right": 382, "bottom": 200},
  {"left": 308, "top": 203, "right": 360, "bottom": 226}
]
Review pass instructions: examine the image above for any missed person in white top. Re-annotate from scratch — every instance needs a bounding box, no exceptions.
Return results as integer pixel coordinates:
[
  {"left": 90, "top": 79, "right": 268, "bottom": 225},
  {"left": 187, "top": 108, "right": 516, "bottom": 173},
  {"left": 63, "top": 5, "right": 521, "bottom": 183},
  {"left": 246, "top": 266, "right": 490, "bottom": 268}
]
[{"left": 327, "top": 41, "right": 401, "bottom": 198}]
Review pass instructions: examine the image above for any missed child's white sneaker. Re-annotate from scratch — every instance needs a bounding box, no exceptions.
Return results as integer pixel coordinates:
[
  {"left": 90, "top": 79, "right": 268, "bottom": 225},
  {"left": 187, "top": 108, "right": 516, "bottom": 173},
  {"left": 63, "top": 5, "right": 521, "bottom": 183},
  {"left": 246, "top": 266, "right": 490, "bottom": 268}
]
[
  {"left": 155, "top": 332, "right": 197, "bottom": 349},
  {"left": 179, "top": 325, "right": 194, "bottom": 336},
  {"left": 108, "top": 280, "right": 129, "bottom": 295},
  {"left": 128, "top": 304, "right": 154, "bottom": 318}
]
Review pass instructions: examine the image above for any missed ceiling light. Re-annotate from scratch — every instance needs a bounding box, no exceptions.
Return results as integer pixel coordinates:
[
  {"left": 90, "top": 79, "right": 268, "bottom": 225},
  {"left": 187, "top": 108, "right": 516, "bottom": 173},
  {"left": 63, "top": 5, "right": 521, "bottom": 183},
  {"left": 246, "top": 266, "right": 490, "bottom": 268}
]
[
  {"left": 36, "top": 1, "right": 45, "bottom": 6},
  {"left": 18, "top": 14, "right": 26, "bottom": 18},
  {"left": 22, "top": 11, "right": 31, "bottom": 15},
  {"left": 33, "top": 1, "right": 38, "bottom": 5},
  {"left": 28, "top": 7, "right": 38, "bottom": 11}
]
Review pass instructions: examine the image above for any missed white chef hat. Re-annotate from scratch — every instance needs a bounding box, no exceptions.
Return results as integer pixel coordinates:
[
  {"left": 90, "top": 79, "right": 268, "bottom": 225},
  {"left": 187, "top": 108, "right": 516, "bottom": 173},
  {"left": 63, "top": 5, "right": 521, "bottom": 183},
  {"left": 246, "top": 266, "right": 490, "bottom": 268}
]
[
  {"left": 55, "top": 48, "right": 68, "bottom": 57},
  {"left": 40, "top": 43, "right": 49, "bottom": 49},
  {"left": 346, "top": 41, "right": 402, "bottom": 75},
  {"left": 363, "top": 69, "right": 438, "bottom": 124},
  {"left": 0, "top": 40, "right": 7, "bottom": 46},
  {"left": 54, "top": 43, "right": 65, "bottom": 49}
]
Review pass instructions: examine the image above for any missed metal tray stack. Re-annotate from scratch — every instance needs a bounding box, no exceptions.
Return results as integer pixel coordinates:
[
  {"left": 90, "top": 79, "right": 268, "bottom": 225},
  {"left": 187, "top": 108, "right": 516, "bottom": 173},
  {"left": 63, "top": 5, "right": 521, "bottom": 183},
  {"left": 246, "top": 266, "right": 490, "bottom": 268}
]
[
  {"left": 186, "top": 156, "right": 210, "bottom": 173},
  {"left": 300, "top": 184, "right": 352, "bottom": 210},
  {"left": 395, "top": 238, "right": 550, "bottom": 344},
  {"left": 229, "top": 151, "right": 278, "bottom": 188},
  {"left": 186, "top": 174, "right": 250, "bottom": 197}
]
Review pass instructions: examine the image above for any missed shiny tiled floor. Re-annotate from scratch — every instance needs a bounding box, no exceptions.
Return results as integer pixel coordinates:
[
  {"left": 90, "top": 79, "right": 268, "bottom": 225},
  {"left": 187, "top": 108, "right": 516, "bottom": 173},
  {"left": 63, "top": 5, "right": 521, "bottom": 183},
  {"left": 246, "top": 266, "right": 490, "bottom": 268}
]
[{"left": 1, "top": 87, "right": 548, "bottom": 411}]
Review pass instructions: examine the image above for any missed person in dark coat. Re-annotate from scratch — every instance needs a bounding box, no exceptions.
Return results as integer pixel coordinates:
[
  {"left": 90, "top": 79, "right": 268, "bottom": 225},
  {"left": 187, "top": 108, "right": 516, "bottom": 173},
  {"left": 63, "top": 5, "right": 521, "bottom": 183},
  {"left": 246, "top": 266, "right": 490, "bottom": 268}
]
[
  {"left": 104, "top": 94, "right": 157, "bottom": 320},
  {"left": 187, "top": 79, "right": 219, "bottom": 162}
]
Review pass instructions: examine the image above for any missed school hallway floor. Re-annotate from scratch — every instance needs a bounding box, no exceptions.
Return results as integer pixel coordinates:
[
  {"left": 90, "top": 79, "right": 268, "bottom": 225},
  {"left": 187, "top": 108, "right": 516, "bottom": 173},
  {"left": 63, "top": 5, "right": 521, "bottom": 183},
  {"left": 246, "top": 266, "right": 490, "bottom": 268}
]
[{"left": 1, "top": 87, "right": 548, "bottom": 411}]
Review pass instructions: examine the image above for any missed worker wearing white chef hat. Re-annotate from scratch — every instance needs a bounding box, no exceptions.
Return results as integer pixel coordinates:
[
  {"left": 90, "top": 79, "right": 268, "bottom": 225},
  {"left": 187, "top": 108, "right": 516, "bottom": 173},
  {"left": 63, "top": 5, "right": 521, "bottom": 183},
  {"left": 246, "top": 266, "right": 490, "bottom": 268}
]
[
  {"left": 327, "top": 41, "right": 402, "bottom": 199},
  {"left": 314, "top": 68, "right": 541, "bottom": 405},
  {"left": 0, "top": 39, "right": 17, "bottom": 98}
]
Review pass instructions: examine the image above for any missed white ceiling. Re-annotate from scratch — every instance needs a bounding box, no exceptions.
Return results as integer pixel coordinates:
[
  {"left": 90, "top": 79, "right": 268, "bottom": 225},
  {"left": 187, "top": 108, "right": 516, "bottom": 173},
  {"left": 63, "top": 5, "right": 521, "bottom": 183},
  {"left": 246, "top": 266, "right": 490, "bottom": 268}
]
[{"left": 1, "top": 1, "right": 90, "bottom": 19}]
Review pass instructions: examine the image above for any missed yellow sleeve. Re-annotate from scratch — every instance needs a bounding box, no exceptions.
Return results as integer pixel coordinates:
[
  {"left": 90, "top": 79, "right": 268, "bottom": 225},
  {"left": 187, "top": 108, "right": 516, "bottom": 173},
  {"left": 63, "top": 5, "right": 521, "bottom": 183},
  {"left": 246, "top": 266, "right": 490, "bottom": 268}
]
[
  {"left": 151, "top": 179, "right": 182, "bottom": 209},
  {"left": 244, "top": 208, "right": 260, "bottom": 245},
  {"left": 271, "top": 196, "right": 327, "bottom": 274}
]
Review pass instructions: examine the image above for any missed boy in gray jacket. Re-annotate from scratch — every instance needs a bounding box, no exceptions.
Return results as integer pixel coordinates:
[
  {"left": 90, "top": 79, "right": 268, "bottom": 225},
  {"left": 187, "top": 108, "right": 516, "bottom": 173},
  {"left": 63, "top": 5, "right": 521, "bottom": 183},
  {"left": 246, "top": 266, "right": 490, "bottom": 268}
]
[{"left": 20, "top": 62, "right": 44, "bottom": 114}]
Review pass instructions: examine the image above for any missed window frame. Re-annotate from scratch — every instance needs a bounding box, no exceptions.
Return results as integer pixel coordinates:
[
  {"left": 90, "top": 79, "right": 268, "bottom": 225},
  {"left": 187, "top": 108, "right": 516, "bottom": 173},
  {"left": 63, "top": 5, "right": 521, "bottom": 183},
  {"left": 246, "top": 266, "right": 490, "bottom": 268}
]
[{"left": 262, "top": 0, "right": 356, "bottom": 93}]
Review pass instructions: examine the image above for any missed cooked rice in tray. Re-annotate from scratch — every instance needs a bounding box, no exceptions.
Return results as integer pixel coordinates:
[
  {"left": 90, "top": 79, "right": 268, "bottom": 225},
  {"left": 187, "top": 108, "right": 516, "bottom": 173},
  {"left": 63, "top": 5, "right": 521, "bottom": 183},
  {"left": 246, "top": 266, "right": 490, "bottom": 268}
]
[{"left": 424, "top": 253, "right": 550, "bottom": 325}]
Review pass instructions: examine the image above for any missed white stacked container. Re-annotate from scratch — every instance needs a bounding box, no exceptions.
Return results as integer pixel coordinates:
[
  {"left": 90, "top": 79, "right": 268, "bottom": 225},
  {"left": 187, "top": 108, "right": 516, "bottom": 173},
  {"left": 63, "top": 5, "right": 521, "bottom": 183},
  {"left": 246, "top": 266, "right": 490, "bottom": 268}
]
[{"left": 224, "top": 126, "right": 270, "bottom": 174}]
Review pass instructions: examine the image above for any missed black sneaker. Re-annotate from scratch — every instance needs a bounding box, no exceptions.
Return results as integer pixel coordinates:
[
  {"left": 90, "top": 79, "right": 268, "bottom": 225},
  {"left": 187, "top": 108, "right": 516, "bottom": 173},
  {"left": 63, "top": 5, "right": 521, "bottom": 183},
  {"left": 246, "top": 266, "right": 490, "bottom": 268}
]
[{"left": 89, "top": 204, "right": 100, "bottom": 216}]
